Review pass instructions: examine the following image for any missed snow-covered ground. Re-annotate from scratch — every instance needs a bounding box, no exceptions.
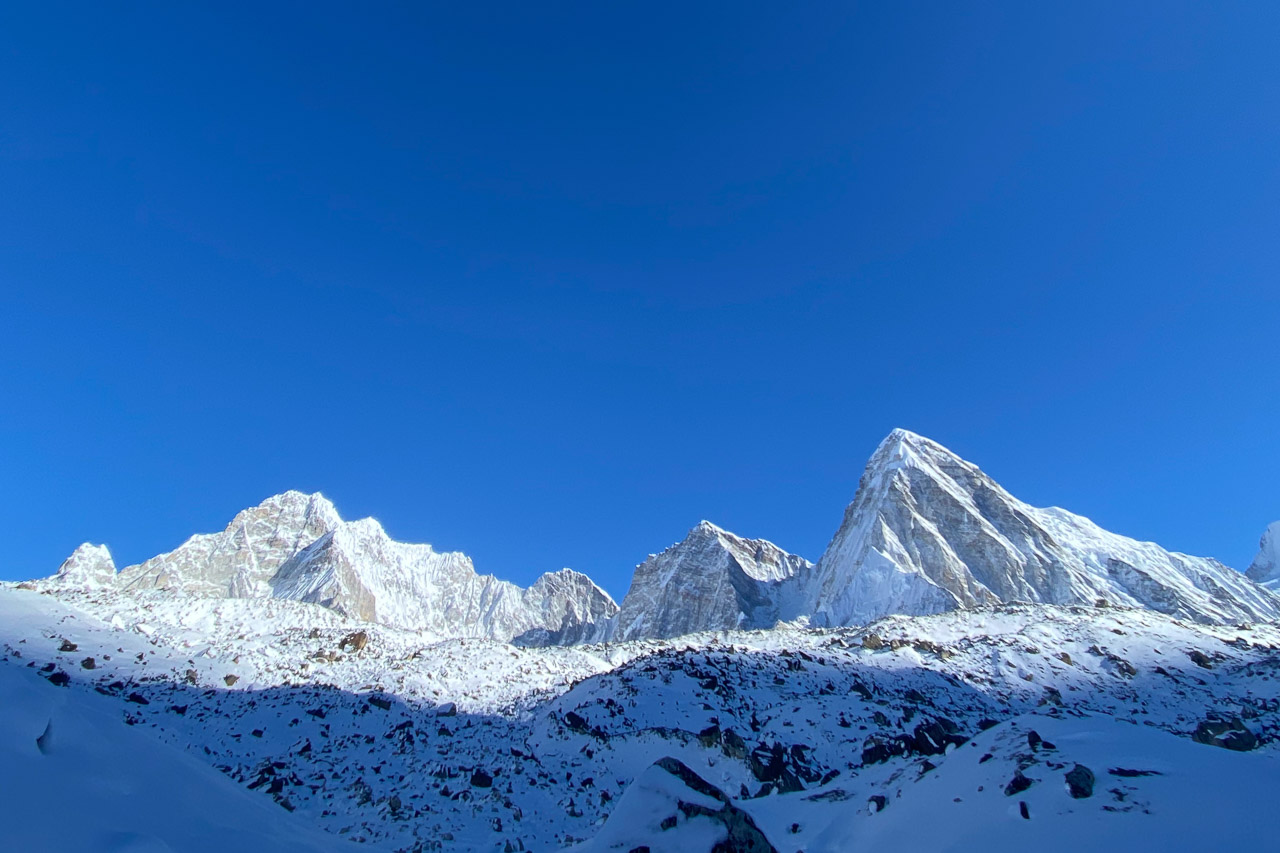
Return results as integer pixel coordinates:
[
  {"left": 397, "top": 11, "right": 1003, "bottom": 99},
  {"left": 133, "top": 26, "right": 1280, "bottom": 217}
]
[{"left": 4, "top": 584, "right": 1278, "bottom": 852}]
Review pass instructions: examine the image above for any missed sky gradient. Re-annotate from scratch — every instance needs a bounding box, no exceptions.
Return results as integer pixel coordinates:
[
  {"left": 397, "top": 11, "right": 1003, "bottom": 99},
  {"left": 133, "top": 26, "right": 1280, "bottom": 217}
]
[{"left": 2, "top": 3, "right": 1279, "bottom": 596}]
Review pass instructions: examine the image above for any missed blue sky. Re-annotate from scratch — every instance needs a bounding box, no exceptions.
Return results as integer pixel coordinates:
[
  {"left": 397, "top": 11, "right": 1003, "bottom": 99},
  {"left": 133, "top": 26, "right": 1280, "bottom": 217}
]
[{"left": 2, "top": 3, "right": 1278, "bottom": 594}]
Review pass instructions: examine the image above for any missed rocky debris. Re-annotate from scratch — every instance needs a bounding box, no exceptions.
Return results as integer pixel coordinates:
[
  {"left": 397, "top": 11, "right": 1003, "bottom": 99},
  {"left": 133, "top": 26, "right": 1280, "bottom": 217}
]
[
  {"left": 862, "top": 718, "right": 967, "bottom": 765},
  {"left": 471, "top": 769, "right": 493, "bottom": 788},
  {"left": 367, "top": 695, "right": 392, "bottom": 711},
  {"left": 1188, "top": 650, "right": 1213, "bottom": 669},
  {"left": 861, "top": 633, "right": 885, "bottom": 651},
  {"left": 224, "top": 674, "right": 239, "bottom": 687},
  {"left": 1064, "top": 764, "right": 1095, "bottom": 798},
  {"left": 1192, "top": 716, "right": 1259, "bottom": 752},
  {"left": 184, "top": 669, "right": 199, "bottom": 685},
  {"left": 58, "top": 639, "right": 78, "bottom": 652},
  {"left": 1108, "top": 767, "right": 1163, "bottom": 777},
  {"left": 437, "top": 702, "right": 457, "bottom": 717},
  {"left": 748, "top": 741, "right": 824, "bottom": 795},
  {"left": 339, "top": 631, "right": 369, "bottom": 653},
  {"left": 46, "top": 670, "right": 70, "bottom": 687},
  {"left": 80, "top": 657, "right": 95, "bottom": 670}
]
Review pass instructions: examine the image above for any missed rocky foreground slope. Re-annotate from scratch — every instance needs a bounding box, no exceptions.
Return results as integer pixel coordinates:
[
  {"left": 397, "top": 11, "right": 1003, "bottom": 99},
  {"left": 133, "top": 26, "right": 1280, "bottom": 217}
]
[{"left": 3, "top": 585, "right": 1279, "bottom": 852}]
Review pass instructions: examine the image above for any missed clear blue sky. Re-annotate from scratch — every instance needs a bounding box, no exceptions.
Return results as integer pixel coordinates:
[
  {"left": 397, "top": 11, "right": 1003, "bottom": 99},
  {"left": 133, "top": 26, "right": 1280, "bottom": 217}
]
[{"left": 3, "top": 3, "right": 1278, "bottom": 594}]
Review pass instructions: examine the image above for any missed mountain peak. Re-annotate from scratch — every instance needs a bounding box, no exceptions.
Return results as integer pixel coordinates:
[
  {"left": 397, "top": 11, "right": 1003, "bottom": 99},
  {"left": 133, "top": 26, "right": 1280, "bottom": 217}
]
[
  {"left": 1246, "top": 521, "right": 1280, "bottom": 587},
  {"left": 611, "top": 522, "right": 811, "bottom": 642},
  {"left": 804, "top": 432, "right": 1280, "bottom": 627},
  {"left": 48, "top": 542, "right": 117, "bottom": 589}
]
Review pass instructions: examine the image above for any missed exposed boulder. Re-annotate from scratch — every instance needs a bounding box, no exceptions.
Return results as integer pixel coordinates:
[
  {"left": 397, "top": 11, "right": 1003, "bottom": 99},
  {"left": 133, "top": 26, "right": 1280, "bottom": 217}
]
[
  {"left": 1192, "top": 716, "right": 1259, "bottom": 752},
  {"left": 1064, "top": 763, "right": 1095, "bottom": 798}
]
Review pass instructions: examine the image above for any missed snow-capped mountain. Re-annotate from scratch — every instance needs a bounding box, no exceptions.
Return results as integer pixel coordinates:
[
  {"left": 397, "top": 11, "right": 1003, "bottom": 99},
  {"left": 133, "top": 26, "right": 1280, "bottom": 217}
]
[
  {"left": 1246, "top": 521, "right": 1280, "bottom": 590},
  {"left": 48, "top": 542, "right": 117, "bottom": 589},
  {"left": 118, "top": 491, "right": 342, "bottom": 597},
  {"left": 270, "top": 516, "right": 617, "bottom": 642},
  {"left": 87, "top": 491, "right": 617, "bottom": 643},
  {"left": 799, "top": 429, "right": 1280, "bottom": 626},
  {"left": 610, "top": 521, "right": 811, "bottom": 642}
]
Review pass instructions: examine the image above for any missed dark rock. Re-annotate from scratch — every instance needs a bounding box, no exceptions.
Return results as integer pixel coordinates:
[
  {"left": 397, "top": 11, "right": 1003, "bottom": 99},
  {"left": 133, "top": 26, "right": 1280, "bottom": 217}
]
[
  {"left": 1188, "top": 650, "right": 1213, "bottom": 669},
  {"left": 868, "top": 794, "right": 887, "bottom": 813},
  {"left": 563, "top": 711, "right": 590, "bottom": 733},
  {"left": 223, "top": 674, "right": 239, "bottom": 687},
  {"left": 46, "top": 670, "right": 70, "bottom": 687},
  {"left": 126, "top": 692, "right": 150, "bottom": 705},
  {"left": 368, "top": 696, "right": 392, "bottom": 711},
  {"left": 650, "top": 758, "right": 778, "bottom": 853},
  {"left": 1064, "top": 764, "right": 1095, "bottom": 798},
  {"left": 1027, "top": 730, "right": 1042, "bottom": 749},
  {"left": 436, "top": 702, "right": 457, "bottom": 717},
  {"left": 471, "top": 769, "right": 493, "bottom": 788},
  {"left": 58, "top": 639, "right": 77, "bottom": 652},
  {"left": 721, "top": 728, "right": 748, "bottom": 759},
  {"left": 1019, "top": 801, "right": 1030, "bottom": 820},
  {"left": 1005, "top": 771, "right": 1033, "bottom": 796},
  {"left": 1108, "top": 768, "right": 1162, "bottom": 777},
  {"left": 80, "top": 657, "right": 95, "bottom": 670},
  {"left": 339, "top": 630, "right": 369, "bottom": 653},
  {"left": 1192, "top": 717, "right": 1259, "bottom": 752},
  {"left": 861, "top": 633, "right": 885, "bottom": 651}
]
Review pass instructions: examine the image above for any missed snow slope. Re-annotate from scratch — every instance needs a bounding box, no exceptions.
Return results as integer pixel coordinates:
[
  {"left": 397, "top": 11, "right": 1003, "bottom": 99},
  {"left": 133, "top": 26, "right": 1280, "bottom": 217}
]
[
  {"left": 809, "top": 713, "right": 1277, "bottom": 853},
  {"left": 0, "top": 650, "right": 386, "bottom": 853}
]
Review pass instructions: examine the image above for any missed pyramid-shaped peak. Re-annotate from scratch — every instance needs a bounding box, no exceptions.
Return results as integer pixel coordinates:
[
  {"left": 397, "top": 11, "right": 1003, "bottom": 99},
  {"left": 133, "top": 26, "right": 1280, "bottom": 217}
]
[
  {"left": 50, "top": 542, "right": 117, "bottom": 588},
  {"left": 1246, "top": 520, "right": 1280, "bottom": 585}
]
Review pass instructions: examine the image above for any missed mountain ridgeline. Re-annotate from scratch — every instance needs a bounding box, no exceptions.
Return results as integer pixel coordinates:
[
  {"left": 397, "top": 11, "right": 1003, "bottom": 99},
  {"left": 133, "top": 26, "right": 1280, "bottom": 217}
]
[{"left": 43, "top": 430, "right": 1280, "bottom": 640}]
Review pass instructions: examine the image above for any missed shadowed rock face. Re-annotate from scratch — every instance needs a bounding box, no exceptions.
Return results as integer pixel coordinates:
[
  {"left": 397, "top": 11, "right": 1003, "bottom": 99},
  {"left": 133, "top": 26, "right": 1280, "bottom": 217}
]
[
  {"left": 610, "top": 521, "right": 811, "bottom": 642},
  {"left": 798, "top": 429, "right": 1280, "bottom": 626}
]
